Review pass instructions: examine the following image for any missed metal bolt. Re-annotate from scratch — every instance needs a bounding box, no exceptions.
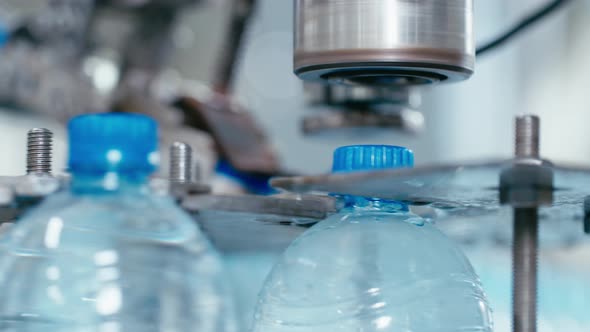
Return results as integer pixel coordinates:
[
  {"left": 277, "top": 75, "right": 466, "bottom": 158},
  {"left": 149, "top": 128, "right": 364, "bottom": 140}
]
[
  {"left": 515, "top": 115, "right": 540, "bottom": 159},
  {"left": 26, "top": 128, "right": 53, "bottom": 175},
  {"left": 169, "top": 142, "right": 192, "bottom": 184},
  {"left": 512, "top": 115, "right": 540, "bottom": 332}
]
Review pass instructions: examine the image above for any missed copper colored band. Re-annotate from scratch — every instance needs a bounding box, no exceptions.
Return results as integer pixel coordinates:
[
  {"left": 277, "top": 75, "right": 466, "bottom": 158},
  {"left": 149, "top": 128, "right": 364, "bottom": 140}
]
[{"left": 294, "top": 48, "right": 474, "bottom": 72}]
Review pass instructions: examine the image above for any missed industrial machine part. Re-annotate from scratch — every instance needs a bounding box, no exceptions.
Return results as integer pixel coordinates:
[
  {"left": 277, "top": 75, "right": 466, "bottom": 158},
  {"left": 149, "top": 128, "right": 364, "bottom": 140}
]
[
  {"left": 175, "top": 95, "right": 281, "bottom": 175},
  {"left": 0, "top": 128, "right": 59, "bottom": 223},
  {"left": 302, "top": 108, "right": 424, "bottom": 135},
  {"left": 21, "top": 128, "right": 58, "bottom": 198},
  {"left": 296, "top": 0, "right": 575, "bottom": 136},
  {"left": 305, "top": 84, "right": 420, "bottom": 107},
  {"left": 165, "top": 141, "right": 211, "bottom": 198},
  {"left": 183, "top": 193, "right": 335, "bottom": 252},
  {"left": 294, "top": 0, "right": 474, "bottom": 85},
  {"left": 302, "top": 84, "right": 424, "bottom": 134},
  {"left": 170, "top": 141, "right": 194, "bottom": 184},
  {"left": 171, "top": 0, "right": 283, "bottom": 176},
  {"left": 26, "top": 128, "right": 53, "bottom": 175}
]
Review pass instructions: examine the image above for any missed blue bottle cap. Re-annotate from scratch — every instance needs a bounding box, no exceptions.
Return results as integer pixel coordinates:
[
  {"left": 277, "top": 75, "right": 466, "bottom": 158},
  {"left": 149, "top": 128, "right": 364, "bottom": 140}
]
[
  {"left": 68, "top": 113, "right": 159, "bottom": 174},
  {"left": 332, "top": 145, "right": 414, "bottom": 173}
]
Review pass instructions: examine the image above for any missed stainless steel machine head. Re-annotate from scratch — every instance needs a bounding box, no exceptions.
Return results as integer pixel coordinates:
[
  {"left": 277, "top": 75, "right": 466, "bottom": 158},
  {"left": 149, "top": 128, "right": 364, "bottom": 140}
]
[{"left": 294, "top": 0, "right": 474, "bottom": 86}]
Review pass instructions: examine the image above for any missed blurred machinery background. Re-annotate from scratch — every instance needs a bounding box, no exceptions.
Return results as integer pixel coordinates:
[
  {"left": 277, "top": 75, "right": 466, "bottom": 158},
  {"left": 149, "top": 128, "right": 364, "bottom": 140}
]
[{"left": 0, "top": 0, "right": 586, "bottom": 177}]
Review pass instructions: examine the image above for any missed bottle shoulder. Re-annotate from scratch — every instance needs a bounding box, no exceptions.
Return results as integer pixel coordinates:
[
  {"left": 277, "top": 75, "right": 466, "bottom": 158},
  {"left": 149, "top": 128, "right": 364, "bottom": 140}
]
[
  {"left": 277, "top": 210, "right": 477, "bottom": 278},
  {"left": 255, "top": 210, "right": 491, "bottom": 331},
  {"left": 303, "top": 210, "right": 427, "bottom": 236},
  {"left": 2, "top": 190, "right": 210, "bottom": 252}
]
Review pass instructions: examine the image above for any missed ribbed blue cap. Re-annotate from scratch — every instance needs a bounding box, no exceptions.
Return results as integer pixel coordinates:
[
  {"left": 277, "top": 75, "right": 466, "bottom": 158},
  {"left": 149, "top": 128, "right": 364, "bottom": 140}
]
[
  {"left": 332, "top": 145, "right": 414, "bottom": 172},
  {"left": 68, "top": 113, "right": 159, "bottom": 174}
]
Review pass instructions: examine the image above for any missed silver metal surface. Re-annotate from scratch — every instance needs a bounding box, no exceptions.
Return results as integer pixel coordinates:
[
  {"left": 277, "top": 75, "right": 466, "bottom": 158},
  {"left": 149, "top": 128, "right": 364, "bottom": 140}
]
[
  {"left": 170, "top": 142, "right": 193, "bottom": 184},
  {"left": 516, "top": 115, "right": 540, "bottom": 159},
  {"left": 302, "top": 84, "right": 424, "bottom": 134},
  {"left": 182, "top": 194, "right": 337, "bottom": 252},
  {"left": 304, "top": 84, "right": 420, "bottom": 107},
  {"left": 26, "top": 128, "right": 53, "bottom": 175},
  {"left": 183, "top": 193, "right": 336, "bottom": 223},
  {"left": 194, "top": 210, "right": 307, "bottom": 252},
  {"left": 294, "top": 0, "right": 474, "bottom": 84},
  {"left": 302, "top": 107, "right": 424, "bottom": 135}
]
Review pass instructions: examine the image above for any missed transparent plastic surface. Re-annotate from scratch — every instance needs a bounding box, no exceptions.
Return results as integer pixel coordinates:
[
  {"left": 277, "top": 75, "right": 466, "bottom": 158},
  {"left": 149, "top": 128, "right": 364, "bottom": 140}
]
[
  {"left": 226, "top": 252, "right": 280, "bottom": 328},
  {"left": 0, "top": 178, "right": 238, "bottom": 332},
  {"left": 252, "top": 198, "right": 492, "bottom": 332}
]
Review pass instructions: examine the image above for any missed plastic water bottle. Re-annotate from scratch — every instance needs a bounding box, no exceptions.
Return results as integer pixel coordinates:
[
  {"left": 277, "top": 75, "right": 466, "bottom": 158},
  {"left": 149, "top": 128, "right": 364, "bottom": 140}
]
[
  {"left": 0, "top": 113, "right": 238, "bottom": 332},
  {"left": 252, "top": 145, "right": 493, "bottom": 332}
]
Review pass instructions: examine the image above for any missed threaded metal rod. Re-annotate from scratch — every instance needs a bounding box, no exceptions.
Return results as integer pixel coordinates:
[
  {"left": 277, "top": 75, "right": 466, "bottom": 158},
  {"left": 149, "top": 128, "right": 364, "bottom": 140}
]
[
  {"left": 513, "top": 208, "right": 539, "bottom": 332},
  {"left": 27, "top": 128, "right": 53, "bottom": 175},
  {"left": 170, "top": 142, "right": 192, "bottom": 184},
  {"left": 515, "top": 115, "right": 540, "bottom": 159},
  {"left": 512, "top": 114, "right": 541, "bottom": 332}
]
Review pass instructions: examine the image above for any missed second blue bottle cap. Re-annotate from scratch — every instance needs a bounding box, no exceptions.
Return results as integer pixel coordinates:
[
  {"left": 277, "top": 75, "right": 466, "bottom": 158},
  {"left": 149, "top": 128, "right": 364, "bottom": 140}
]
[
  {"left": 332, "top": 145, "right": 414, "bottom": 173},
  {"left": 68, "top": 113, "right": 159, "bottom": 174}
]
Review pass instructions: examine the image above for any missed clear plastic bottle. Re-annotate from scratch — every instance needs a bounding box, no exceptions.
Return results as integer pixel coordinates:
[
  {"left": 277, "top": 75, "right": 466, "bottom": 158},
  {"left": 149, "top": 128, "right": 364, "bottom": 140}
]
[
  {"left": 252, "top": 145, "right": 493, "bottom": 332},
  {"left": 0, "top": 113, "right": 238, "bottom": 332}
]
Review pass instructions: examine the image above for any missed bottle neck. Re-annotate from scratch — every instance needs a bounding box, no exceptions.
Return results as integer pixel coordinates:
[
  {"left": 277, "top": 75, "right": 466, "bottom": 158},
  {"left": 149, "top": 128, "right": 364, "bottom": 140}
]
[
  {"left": 70, "top": 171, "right": 150, "bottom": 194},
  {"left": 340, "top": 196, "right": 409, "bottom": 213}
]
